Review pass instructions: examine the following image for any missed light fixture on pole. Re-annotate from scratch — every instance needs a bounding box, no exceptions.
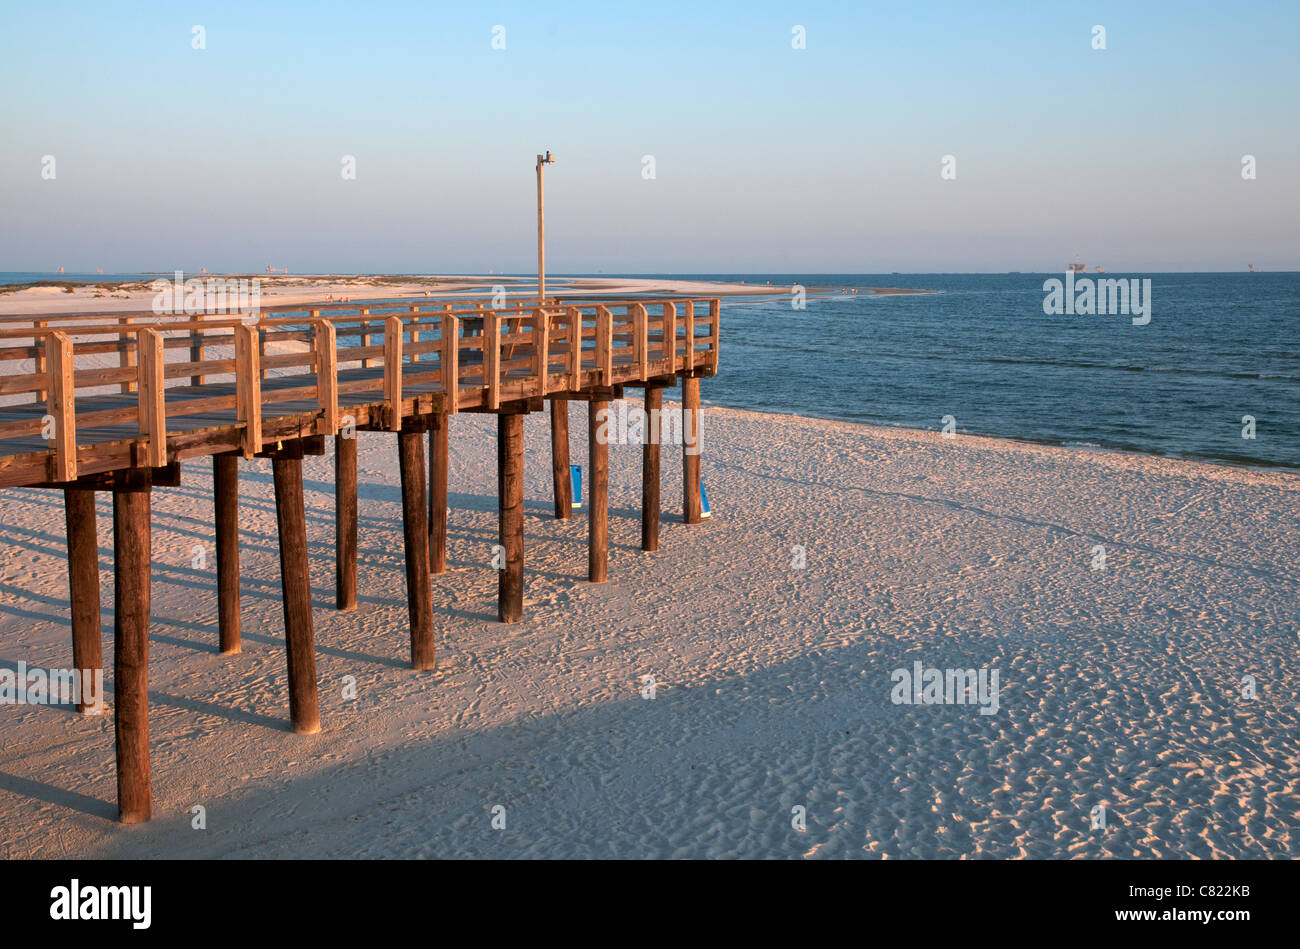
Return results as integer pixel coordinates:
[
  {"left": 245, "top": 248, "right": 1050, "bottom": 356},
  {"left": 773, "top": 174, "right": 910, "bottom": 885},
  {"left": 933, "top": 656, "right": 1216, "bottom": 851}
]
[{"left": 536, "top": 151, "right": 555, "bottom": 303}]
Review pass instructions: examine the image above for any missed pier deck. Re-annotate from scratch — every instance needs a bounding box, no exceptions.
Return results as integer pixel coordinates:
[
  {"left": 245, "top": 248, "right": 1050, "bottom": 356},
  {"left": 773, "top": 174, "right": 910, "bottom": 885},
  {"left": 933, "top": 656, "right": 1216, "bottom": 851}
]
[{"left": 0, "top": 295, "right": 719, "bottom": 821}]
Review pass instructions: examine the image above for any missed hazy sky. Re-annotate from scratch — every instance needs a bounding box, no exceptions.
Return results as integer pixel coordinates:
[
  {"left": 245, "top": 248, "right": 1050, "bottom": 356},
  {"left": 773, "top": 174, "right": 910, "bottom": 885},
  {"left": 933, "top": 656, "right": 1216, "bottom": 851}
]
[{"left": 2, "top": 1, "right": 1296, "bottom": 273}]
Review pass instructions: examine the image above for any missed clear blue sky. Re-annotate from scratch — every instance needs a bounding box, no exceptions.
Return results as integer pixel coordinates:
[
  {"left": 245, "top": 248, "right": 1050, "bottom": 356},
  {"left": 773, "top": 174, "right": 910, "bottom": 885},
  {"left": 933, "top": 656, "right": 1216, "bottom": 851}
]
[{"left": 2, "top": 1, "right": 1296, "bottom": 272}]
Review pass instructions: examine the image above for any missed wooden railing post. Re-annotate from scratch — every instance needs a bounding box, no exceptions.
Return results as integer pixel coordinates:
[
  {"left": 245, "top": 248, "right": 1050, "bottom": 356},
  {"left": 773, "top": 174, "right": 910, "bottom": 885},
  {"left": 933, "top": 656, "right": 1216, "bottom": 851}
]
[
  {"left": 663, "top": 302, "right": 677, "bottom": 371},
  {"left": 384, "top": 316, "right": 403, "bottom": 430},
  {"left": 708, "top": 299, "right": 721, "bottom": 372},
  {"left": 596, "top": 305, "right": 612, "bottom": 386},
  {"left": 314, "top": 318, "right": 338, "bottom": 436},
  {"left": 45, "top": 331, "right": 76, "bottom": 482},
  {"left": 360, "top": 308, "right": 372, "bottom": 368},
  {"left": 442, "top": 313, "right": 459, "bottom": 414},
  {"left": 189, "top": 313, "right": 205, "bottom": 387},
  {"left": 34, "top": 319, "right": 47, "bottom": 403},
  {"left": 136, "top": 329, "right": 166, "bottom": 468},
  {"left": 683, "top": 301, "right": 695, "bottom": 374},
  {"left": 633, "top": 303, "right": 648, "bottom": 379},
  {"left": 485, "top": 310, "right": 501, "bottom": 410},
  {"left": 118, "top": 316, "right": 137, "bottom": 394},
  {"left": 566, "top": 306, "right": 582, "bottom": 386},
  {"left": 533, "top": 308, "right": 550, "bottom": 395},
  {"left": 234, "top": 324, "right": 261, "bottom": 458}
]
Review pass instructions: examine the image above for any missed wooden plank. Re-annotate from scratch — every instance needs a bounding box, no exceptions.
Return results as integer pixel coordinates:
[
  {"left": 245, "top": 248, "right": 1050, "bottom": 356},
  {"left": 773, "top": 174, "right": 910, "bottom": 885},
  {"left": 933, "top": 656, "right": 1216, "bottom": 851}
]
[
  {"left": 442, "top": 313, "right": 459, "bottom": 414},
  {"left": 271, "top": 448, "right": 321, "bottom": 734},
  {"left": 498, "top": 412, "right": 524, "bottom": 622},
  {"left": 314, "top": 318, "right": 338, "bottom": 435},
  {"left": 112, "top": 467, "right": 152, "bottom": 823},
  {"left": 234, "top": 324, "right": 261, "bottom": 458},
  {"left": 45, "top": 331, "right": 76, "bottom": 481}
]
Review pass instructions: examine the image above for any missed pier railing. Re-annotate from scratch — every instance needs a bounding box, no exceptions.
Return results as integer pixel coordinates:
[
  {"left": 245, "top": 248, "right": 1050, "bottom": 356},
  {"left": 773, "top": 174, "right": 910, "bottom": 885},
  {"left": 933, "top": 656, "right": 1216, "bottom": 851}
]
[{"left": 0, "top": 297, "right": 720, "bottom": 488}]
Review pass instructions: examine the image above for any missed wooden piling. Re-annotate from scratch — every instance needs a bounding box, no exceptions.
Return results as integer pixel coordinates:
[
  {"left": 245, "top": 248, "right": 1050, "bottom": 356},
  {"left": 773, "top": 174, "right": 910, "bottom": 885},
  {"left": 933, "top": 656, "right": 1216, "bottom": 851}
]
[
  {"left": 398, "top": 426, "right": 436, "bottom": 669},
  {"left": 112, "top": 468, "right": 152, "bottom": 822},
  {"left": 428, "top": 413, "right": 448, "bottom": 575},
  {"left": 213, "top": 453, "right": 240, "bottom": 654},
  {"left": 550, "top": 400, "right": 571, "bottom": 518},
  {"left": 589, "top": 396, "right": 609, "bottom": 582},
  {"left": 498, "top": 411, "right": 524, "bottom": 622},
  {"left": 63, "top": 487, "right": 102, "bottom": 714},
  {"left": 334, "top": 433, "right": 358, "bottom": 612},
  {"left": 682, "top": 376, "right": 703, "bottom": 524},
  {"left": 272, "top": 445, "right": 321, "bottom": 734},
  {"left": 641, "top": 386, "right": 663, "bottom": 552}
]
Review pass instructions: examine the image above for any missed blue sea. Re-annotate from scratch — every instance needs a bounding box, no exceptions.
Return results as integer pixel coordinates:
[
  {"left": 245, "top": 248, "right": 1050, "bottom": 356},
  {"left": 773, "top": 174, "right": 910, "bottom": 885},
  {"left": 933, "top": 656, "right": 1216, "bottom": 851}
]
[
  {"left": 669, "top": 273, "right": 1299, "bottom": 470},
  {"left": 3, "top": 271, "right": 1297, "bottom": 469}
]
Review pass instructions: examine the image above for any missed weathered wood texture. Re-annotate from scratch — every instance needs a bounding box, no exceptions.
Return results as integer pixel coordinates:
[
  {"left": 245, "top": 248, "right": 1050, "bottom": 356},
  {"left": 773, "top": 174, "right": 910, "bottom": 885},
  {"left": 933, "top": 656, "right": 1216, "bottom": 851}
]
[
  {"left": 213, "top": 453, "right": 241, "bottom": 654},
  {"left": 399, "top": 427, "right": 436, "bottom": 669},
  {"left": 550, "top": 399, "right": 571, "bottom": 518},
  {"left": 272, "top": 449, "right": 321, "bottom": 735},
  {"left": 588, "top": 397, "right": 609, "bottom": 583},
  {"left": 63, "top": 487, "right": 102, "bottom": 713},
  {"left": 334, "top": 434, "right": 358, "bottom": 611},
  {"left": 112, "top": 468, "right": 152, "bottom": 822},
  {"left": 498, "top": 412, "right": 525, "bottom": 622}
]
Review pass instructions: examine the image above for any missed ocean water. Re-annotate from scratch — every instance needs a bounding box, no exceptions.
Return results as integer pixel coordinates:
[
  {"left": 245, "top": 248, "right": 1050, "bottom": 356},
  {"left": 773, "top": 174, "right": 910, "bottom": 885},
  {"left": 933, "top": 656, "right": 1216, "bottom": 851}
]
[{"left": 680, "top": 273, "right": 1299, "bottom": 469}]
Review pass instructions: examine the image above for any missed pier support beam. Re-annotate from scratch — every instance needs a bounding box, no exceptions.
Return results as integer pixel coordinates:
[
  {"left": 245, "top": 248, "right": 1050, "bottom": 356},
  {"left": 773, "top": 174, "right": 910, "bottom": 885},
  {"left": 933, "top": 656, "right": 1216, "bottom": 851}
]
[
  {"left": 550, "top": 399, "right": 571, "bottom": 518},
  {"left": 399, "top": 425, "right": 436, "bottom": 669},
  {"left": 334, "top": 433, "right": 358, "bottom": 611},
  {"left": 498, "top": 411, "right": 525, "bottom": 623},
  {"left": 112, "top": 468, "right": 152, "bottom": 822},
  {"left": 272, "top": 444, "right": 321, "bottom": 734},
  {"left": 641, "top": 386, "right": 663, "bottom": 552},
  {"left": 589, "top": 395, "right": 610, "bottom": 582},
  {"left": 428, "top": 413, "right": 448, "bottom": 575},
  {"left": 682, "top": 376, "right": 702, "bottom": 525},
  {"left": 213, "top": 453, "right": 240, "bottom": 654},
  {"left": 64, "top": 487, "right": 102, "bottom": 715}
]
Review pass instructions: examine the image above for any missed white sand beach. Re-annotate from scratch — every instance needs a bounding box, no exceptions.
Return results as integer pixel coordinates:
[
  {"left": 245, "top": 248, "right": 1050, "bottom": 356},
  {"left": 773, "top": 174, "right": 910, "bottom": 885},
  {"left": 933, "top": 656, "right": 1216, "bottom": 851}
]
[
  {"left": 1, "top": 402, "right": 1296, "bottom": 859},
  {"left": 0, "top": 275, "right": 799, "bottom": 317}
]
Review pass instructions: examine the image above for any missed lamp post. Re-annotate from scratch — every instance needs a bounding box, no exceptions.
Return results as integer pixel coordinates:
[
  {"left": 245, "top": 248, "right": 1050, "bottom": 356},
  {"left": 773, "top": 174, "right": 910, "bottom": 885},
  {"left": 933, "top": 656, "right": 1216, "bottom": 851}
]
[{"left": 536, "top": 151, "right": 554, "bottom": 303}]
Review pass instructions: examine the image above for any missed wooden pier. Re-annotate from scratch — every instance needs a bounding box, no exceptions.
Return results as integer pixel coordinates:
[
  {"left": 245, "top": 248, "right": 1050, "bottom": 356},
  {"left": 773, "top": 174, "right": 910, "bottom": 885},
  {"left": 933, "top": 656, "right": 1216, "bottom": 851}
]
[{"left": 0, "top": 295, "right": 719, "bottom": 821}]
